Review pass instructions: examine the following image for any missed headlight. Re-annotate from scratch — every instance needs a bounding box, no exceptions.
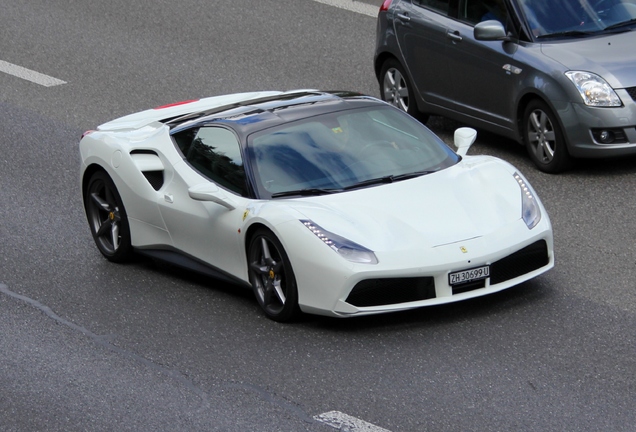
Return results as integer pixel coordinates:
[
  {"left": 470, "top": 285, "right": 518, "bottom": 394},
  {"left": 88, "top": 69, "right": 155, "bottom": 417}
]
[
  {"left": 300, "top": 220, "right": 378, "bottom": 264},
  {"left": 514, "top": 173, "right": 541, "bottom": 229},
  {"left": 565, "top": 71, "right": 621, "bottom": 107}
]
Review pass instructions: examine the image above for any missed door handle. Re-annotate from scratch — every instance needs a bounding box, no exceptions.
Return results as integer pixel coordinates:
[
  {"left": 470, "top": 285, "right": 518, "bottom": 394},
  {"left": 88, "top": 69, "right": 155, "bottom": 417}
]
[
  {"left": 396, "top": 12, "right": 411, "bottom": 23},
  {"left": 447, "top": 30, "right": 462, "bottom": 42}
]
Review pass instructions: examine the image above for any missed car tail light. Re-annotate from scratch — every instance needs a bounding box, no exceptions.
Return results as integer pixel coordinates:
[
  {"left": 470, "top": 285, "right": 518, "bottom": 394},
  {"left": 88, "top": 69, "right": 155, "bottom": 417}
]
[
  {"left": 81, "top": 130, "right": 96, "bottom": 139},
  {"left": 380, "top": 0, "right": 392, "bottom": 12},
  {"left": 153, "top": 99, "right": 199, "bottom": 109}
]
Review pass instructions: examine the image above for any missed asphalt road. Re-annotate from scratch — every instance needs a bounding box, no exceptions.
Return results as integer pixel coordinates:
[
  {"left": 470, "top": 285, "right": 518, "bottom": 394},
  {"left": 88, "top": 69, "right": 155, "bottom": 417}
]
[{"left": 1, "top": 1, "right": 635, "bottom": 431}]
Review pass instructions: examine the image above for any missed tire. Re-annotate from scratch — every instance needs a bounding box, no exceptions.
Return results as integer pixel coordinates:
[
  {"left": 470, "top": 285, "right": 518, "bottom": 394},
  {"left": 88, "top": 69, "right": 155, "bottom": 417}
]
[
  {"left": 523, "top": 100, "right": 572, "bottom": 173},
  {"left": 247, "top": 228, "right": 300, "bottom": 322},
  {"left": 380, "top": 58, "right": 429, "bottom": 123},
  {"left": 84, "top": 170, "right": 133, "bottom": 263}
]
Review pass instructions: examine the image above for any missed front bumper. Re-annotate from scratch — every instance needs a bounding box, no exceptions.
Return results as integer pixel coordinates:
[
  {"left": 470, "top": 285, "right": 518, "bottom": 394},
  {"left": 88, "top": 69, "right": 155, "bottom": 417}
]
[
  {"left": 560, "top": 89, "right": 636, "bottom": 158},
  {"left": 290, "top": 218, "right": 554, "bottom": 318}
]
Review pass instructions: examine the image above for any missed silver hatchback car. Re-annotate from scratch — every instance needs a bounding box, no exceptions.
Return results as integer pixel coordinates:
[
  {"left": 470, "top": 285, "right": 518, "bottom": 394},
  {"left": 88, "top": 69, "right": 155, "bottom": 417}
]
[{"left": 374, "top": 0, "right": 636, "bottom": 172}]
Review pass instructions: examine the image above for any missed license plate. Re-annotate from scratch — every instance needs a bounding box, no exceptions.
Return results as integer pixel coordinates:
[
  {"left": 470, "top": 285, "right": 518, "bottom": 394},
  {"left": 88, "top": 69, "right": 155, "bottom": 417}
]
[{"left": 449, "top": 265, "right": 490, "bottom": 286}]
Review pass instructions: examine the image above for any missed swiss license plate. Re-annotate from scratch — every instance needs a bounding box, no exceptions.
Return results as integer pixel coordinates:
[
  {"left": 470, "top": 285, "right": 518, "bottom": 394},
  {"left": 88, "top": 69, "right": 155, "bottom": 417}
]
[{"left": 449, "top": 265, "right": 490, "bottom": 286}]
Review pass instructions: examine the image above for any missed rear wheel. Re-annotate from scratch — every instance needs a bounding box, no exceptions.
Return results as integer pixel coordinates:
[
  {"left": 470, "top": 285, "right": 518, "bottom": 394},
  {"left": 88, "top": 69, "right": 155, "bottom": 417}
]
[
  {"left": 247, "top": 229, "right": 299, "bottom": 322},
  {"left": 380, "top": 58, "right": 429, "bottom": 123},
  {"left": 84, "top": 170, "right": 133, "bottom": 262},
  {"left": 523, "top": 100, "right": 572, "bottom": 173}
]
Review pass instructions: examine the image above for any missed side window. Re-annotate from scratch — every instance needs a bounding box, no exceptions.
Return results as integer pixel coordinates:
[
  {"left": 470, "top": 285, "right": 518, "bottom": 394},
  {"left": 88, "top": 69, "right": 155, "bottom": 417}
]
[
  {"left": 172, "top": 128, "right": 198, "bottom": 156},
  {"left": 186, "top": 127, "right": 246, "bottom": 196},
  {"left": 459, "top": 0, "right": 509, "bottom": 26},
  {"left": 413, "top": 0, "right": 450, "bottom": 14}
]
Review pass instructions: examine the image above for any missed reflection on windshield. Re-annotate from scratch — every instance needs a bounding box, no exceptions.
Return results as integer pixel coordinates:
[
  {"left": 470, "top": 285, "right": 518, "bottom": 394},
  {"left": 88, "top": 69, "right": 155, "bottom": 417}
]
[
  {"left": 520, "top": 0, "right": 636, "bottom": 38},
  {"left": 248, "top": 106, "right": 458, "bottom": 198}
]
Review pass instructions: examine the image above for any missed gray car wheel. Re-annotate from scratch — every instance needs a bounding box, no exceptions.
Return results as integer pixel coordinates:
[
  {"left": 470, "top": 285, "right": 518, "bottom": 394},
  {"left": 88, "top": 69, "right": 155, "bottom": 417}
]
[
  {"left": 523, "top": 100, "right": 572, "bottom": 173},
  {"left": 380, "top": 59, "right": 429, "bottom": 123},
  {"left": 248, "top": 228, "right": 300, "bottom": 322},
  {"left": 85, "top": 170, "right": 133, "bottom": 262}
]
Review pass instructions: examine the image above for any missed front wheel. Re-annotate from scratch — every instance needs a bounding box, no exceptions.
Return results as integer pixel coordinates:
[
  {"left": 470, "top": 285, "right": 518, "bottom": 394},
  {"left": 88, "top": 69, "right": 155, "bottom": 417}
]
[
  {"left": 84, "top": 170, "right": 133, "bottom": 262},
  {"left": 247, "top": 229, "right": 300, "bottom": 322},
  {"left": 379, "top": 58, "right": 429, "bottom": 124},
  {"left": 523, "top": 100, "right": 572, "bottom": 173}
]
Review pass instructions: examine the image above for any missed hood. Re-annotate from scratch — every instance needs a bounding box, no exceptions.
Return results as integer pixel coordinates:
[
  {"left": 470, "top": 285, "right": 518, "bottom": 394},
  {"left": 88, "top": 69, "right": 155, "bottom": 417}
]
[
  {"left": 541, "top": 31, "right": 636, "bottom": 88},
  {"left": 284, "top": 157, "right": 522, "bottom": 252}
]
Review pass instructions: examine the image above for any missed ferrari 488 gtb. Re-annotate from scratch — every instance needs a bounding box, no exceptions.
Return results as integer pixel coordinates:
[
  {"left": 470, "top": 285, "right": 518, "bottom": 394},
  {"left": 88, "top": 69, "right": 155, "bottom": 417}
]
[{"left": 80, "top": 90, "right": 553, "bottom": 321}]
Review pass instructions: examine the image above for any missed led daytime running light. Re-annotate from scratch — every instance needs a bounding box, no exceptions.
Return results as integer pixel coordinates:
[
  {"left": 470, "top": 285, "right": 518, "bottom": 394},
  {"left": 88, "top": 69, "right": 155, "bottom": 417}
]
[
  {"left": 303, "top": 221, "right": 337, "bottom": 251},
  {"left": 514, "top": 172, "right": 541, "bottom": 229},
  {"left": 300, "top": 220, "right": 378, "bottom": 264}
]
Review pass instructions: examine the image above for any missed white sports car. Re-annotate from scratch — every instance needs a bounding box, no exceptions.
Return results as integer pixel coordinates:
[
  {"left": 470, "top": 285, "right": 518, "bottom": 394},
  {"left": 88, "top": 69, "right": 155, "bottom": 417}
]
[{"left": 80, "top": 90, "right": 554, "bottom": 321}]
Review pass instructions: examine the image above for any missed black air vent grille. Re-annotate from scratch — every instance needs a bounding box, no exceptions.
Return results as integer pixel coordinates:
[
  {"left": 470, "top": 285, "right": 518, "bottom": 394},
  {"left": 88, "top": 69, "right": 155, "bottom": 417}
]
[
  {"left": 490, "top": 240, "right": 549, "bottom": 285},
  {"left": 346, "top": 277, "right": 435, "bottom": 307},
  {"left": 143, "top": 171, "right": 164, "bottom": 190}
]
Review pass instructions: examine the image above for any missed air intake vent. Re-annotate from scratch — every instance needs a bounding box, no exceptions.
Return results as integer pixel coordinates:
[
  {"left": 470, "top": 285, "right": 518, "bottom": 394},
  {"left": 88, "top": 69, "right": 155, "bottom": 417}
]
[
  {"left": 490, "top": 240, "right": 549, "bottom": 285},
  {"left": 346, "top": 277, "right": 435, "bottom": 307},
  {"left": 143, "top": 171, "right": 164, "bottom": 190}
]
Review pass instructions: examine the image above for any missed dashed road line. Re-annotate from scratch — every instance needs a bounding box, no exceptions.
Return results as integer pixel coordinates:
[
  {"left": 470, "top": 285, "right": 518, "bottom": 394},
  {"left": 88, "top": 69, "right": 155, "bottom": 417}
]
[
  {"left": 0, "top": 60, "right": 66, "bottom": 87},
  {"left": 310, "top": 0, "right": 378, "bottom": 17},
  {"left": 315, "top": 411, "right": 391, "bottom": 431}
]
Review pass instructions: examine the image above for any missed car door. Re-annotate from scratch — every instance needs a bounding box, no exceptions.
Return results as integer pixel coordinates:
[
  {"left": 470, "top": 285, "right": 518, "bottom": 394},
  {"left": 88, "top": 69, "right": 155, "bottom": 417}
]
[
  {"left": 158, "top": 125, "right": 248, "bottom": 280},
  {"left": 443, "top": 0, "right": 519, "bottom": 130},
  {"left": 394, "top": 0, "right": 457, "bottom": 108}
]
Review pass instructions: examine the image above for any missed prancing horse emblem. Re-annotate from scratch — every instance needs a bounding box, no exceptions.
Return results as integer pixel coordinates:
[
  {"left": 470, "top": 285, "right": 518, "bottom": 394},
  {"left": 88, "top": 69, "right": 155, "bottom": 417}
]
[{"left": 460, "top": 246, "right": 468, "bottom": 253}]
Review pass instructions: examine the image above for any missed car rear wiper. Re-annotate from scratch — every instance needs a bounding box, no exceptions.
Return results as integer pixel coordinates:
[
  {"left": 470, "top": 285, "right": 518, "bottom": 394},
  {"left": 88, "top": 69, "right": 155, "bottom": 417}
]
[
  {"left": 343, "top": 170, "right": 433, "bottom": 191},
  {"left": 271, "top": 188, "right": 342, "bottom": 198}
]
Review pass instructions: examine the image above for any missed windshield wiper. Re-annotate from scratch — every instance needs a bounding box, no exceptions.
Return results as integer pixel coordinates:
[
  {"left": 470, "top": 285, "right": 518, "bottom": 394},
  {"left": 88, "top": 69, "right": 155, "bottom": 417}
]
[
  {"left": 391, "top": 170, "right": 435, "bottom": 181},
  {"left": 536, "top": 30, "right": 598, "bottom": 39},
  {"left": 271, "top": 188, "right": 342, "bottom": 198},
  {"left": 343, "top": 171, "right": 433, "bottom": 191},
  {"left": 603, "top": 18, "right": 636, "bottom": 31},
  {"left": 272, "top": 171, "right": 436, "bottom": 197}
]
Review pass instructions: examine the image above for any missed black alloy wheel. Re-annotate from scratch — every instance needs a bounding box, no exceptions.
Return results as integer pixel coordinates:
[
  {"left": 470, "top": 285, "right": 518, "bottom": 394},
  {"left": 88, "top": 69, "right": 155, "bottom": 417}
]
[
  {"left": 248, "top": 228, "right": 299, "bottom": 322},
  {"left": 85, "top": 170, "right": 133, "bottom": 262},
  {"left": 380, "top": 58, "right": 429, "bottom": 123},
  {"left": 523, "top": 99, "right": 572, "bottom": 173}
]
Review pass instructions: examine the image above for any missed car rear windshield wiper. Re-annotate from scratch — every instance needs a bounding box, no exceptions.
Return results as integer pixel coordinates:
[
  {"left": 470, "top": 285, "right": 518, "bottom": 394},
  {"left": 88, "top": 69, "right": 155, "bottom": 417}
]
[
  {"left": 271, "top": 188, "right": 342, "bottom": 198},
  {"left": 343, "top": 170, "right": 433, "bottom": 191}
]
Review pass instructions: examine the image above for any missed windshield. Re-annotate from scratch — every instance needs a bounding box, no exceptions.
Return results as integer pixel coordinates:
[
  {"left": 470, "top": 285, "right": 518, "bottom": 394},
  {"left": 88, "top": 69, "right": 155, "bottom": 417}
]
[
  {"left": 247, "top": 105, "right": 459, "bottom": 198},
  {"left": 519, "top": 0, "right": 636, "bottom": 38}
]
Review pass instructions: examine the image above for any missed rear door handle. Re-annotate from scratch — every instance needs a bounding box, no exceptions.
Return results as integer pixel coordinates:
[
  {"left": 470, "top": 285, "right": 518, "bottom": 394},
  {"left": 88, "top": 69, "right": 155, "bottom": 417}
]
[{"left": 447, "top": 30, "right": 462, "bottom": 42}]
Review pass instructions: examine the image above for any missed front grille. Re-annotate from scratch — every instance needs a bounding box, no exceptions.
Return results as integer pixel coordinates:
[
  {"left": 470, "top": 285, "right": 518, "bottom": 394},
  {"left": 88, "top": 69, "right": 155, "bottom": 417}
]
[
  {"left": 346, "top": 277, "right": 435, "bottom": 307},
  {"left": 490, "top": 240, "right": 549, "bottom": 285},
  {"left": 626, "top": 86, "right": 636, "bottom": 102}
]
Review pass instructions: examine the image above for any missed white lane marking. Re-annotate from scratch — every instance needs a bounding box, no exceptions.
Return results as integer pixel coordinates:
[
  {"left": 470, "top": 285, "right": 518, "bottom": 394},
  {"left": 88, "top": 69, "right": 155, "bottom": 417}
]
[
  {"left": 314, "top": 411, "right": 391, "bottom": 431},
  {"left": 309, "top": 0, "right": 378, "bottom": 17},
  {"left": 0, "top": 60, "right": 66, "bottom": 87}
]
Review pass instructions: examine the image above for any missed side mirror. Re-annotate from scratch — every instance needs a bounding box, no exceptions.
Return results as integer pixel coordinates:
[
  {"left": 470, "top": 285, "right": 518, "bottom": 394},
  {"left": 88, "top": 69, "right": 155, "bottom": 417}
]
[
  {"left": 188, "top": 183, "right": 236, "bottom": 210},
  {"left": 474, "top": 20, "right": 509, "bottom": 41},
  {"left": 454, "top": 127, "right": 477, "bottom": 156}
]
